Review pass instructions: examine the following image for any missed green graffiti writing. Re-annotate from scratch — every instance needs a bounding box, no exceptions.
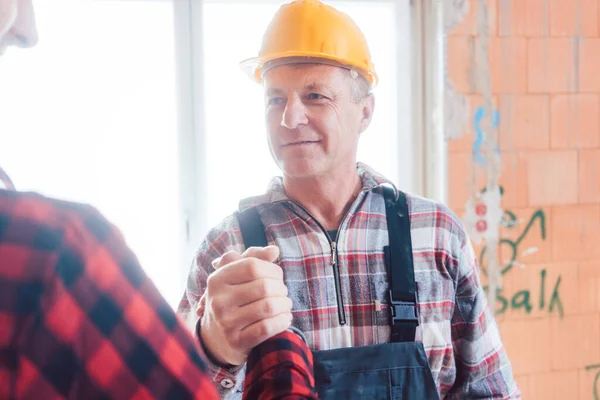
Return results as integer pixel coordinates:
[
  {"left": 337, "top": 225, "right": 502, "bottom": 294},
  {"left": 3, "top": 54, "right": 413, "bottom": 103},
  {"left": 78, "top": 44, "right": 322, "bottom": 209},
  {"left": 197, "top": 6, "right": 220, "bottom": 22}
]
[
  {"left": 479, "top": 208, "right": 546, "bottom": 276},
  {"left": 587, "top": 364, "right": 600, "bottom": 400},
  {"left": 483, "top": 267, "right": 563, "bottom": 318},
  {"left": 476, "top": 186, "right": 562, "bottom": 317}
]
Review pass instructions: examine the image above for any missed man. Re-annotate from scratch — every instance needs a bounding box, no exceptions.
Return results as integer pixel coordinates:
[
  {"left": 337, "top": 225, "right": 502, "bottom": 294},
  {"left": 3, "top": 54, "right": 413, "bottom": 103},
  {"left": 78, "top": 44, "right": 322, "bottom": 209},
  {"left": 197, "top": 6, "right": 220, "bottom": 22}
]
[
  {"left": 0, "top": 1, "right": 318, "bottom": 398},
  {"left": 178, "top": 0, "right": 520, "bottom": 399}
]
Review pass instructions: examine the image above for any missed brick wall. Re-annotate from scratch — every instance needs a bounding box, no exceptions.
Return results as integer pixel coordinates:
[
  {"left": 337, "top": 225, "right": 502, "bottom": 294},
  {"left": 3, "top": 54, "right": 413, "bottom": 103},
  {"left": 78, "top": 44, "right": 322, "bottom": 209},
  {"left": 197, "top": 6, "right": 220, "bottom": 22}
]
[{"left": 445, "top": 1, "right": 600, "bottom": 398}]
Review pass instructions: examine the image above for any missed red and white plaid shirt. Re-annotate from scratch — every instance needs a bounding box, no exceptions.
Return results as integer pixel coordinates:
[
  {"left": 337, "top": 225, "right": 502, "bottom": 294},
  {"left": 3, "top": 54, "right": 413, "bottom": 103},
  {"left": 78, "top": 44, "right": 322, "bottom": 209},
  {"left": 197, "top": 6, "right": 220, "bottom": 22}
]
[{"left": 178, "top": 163, "right": 520, "bottom": 399}]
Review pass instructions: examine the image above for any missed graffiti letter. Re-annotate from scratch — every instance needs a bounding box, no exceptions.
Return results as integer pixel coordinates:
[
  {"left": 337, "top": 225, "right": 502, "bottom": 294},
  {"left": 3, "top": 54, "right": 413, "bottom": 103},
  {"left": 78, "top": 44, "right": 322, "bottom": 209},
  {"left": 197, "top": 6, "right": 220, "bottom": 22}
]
[
  {"left": 496, "top": 291, "right": 509, "bottom": 315},
  {"left": 548, "top": 276, "right": 564, "bottom": 318},
  {"left": 511, "top": 290, "right": 533, "bottom": 314},
  {"left": 540, "top": 268, "right": 546, "bottom": 310},
  {"left": 595, "top": 370, "right": 600, "bottom": 400},
  {"left": 586, "top": 364, "right": 600, "bottom": 400}
]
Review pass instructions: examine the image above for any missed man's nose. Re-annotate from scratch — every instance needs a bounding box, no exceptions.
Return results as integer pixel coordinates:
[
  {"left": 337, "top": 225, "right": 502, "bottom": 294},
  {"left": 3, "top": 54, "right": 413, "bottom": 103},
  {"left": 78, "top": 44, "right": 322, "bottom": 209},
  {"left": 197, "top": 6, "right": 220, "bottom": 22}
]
[{"left": 281, "top": 97, "right": 308, "bottom": 129}]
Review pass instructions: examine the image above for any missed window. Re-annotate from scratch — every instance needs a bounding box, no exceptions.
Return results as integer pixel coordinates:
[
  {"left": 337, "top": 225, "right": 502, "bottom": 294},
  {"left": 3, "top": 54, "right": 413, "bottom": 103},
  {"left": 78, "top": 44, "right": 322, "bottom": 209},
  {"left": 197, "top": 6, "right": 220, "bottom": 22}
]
[
  {"left": 0, "top": 0, "right": 183, "bottom": 306},
  {"left": 202, "top": 1, "right": 413, "bottom": 229},
  {"left": 1, "top": 0, "right": 417, "bottom": 308}
]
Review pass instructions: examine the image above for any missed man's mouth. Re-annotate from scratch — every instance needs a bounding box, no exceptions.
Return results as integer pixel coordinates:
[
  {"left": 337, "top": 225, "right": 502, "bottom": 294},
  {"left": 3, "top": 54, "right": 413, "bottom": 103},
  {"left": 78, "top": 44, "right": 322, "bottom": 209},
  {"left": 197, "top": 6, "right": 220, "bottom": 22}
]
[{"left": 282, "top": 140, "right": 320, "bottom": 147}]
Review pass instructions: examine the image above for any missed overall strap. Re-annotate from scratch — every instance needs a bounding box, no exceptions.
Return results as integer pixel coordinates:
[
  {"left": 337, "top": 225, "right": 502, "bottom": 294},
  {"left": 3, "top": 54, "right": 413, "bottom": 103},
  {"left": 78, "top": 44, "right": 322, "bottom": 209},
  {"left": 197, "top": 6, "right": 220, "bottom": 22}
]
[
  {"left": 235, "top": 207, "right": 268, "bottom": 249},
  {"left": 382, "top": 186, "right": 419, "bottom": 342}
]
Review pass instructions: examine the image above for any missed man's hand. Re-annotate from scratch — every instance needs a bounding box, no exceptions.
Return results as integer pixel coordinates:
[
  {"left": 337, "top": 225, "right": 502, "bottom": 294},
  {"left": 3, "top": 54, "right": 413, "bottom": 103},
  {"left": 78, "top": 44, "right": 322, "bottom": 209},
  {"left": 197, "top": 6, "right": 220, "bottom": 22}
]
[{"left": 198, "top": 246, "right": 293, "bottom": 366}]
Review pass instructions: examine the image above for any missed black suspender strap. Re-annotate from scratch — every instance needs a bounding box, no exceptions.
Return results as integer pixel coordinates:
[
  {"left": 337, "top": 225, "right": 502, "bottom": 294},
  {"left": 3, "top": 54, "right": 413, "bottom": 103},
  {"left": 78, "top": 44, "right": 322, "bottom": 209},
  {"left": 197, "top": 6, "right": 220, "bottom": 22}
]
[
  {"left": 236, "top": 192, "right": 418, "bottom": 342},
  {"left": 235, "top": 207, "right": 268, "bottom": 249},
  {"left": 382, "top": 186, "right": 419, "bottom": 343}
]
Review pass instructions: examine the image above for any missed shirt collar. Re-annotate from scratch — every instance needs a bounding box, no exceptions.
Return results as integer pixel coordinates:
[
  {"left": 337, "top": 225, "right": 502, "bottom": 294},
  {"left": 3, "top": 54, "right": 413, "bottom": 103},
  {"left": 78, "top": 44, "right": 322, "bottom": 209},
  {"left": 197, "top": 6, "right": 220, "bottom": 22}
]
[{"left": 239, "top": 162, "right": 397, "bottom": 211}]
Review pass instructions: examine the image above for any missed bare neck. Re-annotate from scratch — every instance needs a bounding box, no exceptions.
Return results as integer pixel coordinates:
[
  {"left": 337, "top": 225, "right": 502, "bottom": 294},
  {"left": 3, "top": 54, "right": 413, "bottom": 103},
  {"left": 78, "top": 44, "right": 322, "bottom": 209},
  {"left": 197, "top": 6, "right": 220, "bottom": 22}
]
[{"left": 283, "top": 167, "right": 362, "bottom": 231}]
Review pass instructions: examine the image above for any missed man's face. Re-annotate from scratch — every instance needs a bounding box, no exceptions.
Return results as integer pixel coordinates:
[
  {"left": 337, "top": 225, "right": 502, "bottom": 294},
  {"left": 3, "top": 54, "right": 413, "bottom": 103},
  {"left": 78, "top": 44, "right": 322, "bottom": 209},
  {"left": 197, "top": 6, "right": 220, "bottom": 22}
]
[
  {"left": 0, "top": 0, "right": 37, "bottom": 57},
  {"left": 263, "top": 64, "right": 374, "bottom": 180}
]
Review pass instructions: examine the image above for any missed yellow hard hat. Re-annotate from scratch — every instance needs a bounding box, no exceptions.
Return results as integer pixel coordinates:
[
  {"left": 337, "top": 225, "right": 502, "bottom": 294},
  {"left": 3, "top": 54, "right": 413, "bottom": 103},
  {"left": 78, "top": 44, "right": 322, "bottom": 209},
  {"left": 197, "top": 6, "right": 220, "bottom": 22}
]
[{"left": 240, "top": 0, "right": 378, "bottom": 87}]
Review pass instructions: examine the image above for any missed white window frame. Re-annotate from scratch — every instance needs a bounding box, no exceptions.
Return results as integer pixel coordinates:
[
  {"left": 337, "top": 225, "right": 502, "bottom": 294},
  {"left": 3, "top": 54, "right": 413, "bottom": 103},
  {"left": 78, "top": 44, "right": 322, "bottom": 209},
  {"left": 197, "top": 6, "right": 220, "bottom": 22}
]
[{"left": 171, "top": 0, "right": 445, "bottom": 280}]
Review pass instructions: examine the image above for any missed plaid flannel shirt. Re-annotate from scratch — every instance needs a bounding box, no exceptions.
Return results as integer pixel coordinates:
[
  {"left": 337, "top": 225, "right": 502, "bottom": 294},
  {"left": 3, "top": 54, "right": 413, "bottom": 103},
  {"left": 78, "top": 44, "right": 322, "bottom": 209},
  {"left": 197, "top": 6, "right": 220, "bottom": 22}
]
[
  {"left": 178, "top": 163, "right": 520, "bottom": 399},
  {"left": 0, "top": 188, "right": 317, "bottom": 399}
]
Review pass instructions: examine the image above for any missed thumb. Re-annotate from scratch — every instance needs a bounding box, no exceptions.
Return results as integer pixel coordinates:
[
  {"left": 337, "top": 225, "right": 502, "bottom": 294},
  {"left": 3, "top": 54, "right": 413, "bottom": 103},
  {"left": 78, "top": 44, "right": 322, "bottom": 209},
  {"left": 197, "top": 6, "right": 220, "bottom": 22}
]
[{"left": 242, "top": 245, "right": 280, "bottom": 263}]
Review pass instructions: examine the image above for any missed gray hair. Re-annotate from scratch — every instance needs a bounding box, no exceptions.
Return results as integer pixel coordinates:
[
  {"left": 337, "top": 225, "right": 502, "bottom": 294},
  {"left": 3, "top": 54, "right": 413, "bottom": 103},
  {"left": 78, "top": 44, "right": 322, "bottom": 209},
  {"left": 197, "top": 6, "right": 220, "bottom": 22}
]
[{"left": 349, "top": 71, "right": 371, "bottom": 103}]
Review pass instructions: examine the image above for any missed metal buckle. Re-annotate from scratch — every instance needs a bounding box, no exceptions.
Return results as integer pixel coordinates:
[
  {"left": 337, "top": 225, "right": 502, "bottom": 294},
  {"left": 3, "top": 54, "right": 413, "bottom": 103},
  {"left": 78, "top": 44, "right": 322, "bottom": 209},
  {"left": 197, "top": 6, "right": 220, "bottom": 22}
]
[{"left": 389, "top": 290, "right": 419, "bottom": 326}]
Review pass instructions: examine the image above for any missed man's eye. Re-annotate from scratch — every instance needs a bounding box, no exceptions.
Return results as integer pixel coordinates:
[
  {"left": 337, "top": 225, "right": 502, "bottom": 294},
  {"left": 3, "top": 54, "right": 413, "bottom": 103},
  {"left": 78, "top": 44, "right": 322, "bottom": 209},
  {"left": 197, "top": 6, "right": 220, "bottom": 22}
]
[
  {"left": 307, "top": 93, "right": 324, "bottom": 100},
  {"left": 268, "top": 97, "right": 283, "bottom": 105}
]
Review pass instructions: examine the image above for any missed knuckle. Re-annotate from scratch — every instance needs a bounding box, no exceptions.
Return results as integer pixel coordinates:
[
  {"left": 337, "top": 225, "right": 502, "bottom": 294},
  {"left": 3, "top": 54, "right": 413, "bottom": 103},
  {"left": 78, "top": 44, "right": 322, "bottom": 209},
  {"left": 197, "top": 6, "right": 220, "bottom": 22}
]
[
  {"left": 279, "top": 282, "right": 289, "bottom": 297},
  {"left": 219, "top": 250, "right": 241, "bottom": 268},
  {"left": 258, "top": 279, "right": 271, "bottom": 297},
  {"left": 262, "top": 298, "right": 277, "bottom": 316},
  {"left": 206, "top": 273, "right": 219, "bottom": 291},
  {"left": 256, "top": 320, "right": 272, "bottom": 339},
  {"left": 246, "top": 259, "right": 262, "bottom": 279}
]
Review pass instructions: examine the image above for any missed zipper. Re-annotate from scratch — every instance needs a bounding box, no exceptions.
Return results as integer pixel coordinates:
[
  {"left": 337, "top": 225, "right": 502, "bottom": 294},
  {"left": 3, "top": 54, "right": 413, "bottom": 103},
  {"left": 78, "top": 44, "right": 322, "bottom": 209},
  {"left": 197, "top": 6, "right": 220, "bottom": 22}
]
[
  {"left": 267, "top": 183, "right": 384, "bottom": 326},
  {"left": 281, "top": 199, "right": 356, "bottom": 326},
  {"left": 330, "top": 241, "right": 346, "bottom": 325}
]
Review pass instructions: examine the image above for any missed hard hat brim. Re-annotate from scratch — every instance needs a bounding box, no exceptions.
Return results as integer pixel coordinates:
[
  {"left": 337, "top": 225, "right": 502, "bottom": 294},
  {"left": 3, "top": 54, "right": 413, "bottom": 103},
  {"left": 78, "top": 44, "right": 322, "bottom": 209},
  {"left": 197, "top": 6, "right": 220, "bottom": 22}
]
[{"left": 240, "top": 51, "right": 378, "bottom": 88}]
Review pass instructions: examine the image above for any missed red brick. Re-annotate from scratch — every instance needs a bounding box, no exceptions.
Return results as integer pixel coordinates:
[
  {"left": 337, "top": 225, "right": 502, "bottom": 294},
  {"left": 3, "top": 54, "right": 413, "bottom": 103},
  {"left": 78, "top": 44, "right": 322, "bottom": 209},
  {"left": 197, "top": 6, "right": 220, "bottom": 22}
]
[
  {"left": 551, "top": 314, "right": 600, "bottom": 370},
  {"left": 449, "top": 0, "right": 498, "bottom": 37},
  {"left": 579, "top": 150, "right": 600, "bottom": 203},
  {"left": 551, "top": 94, "right": 600, "bottom": 149},
  {"left": 447, "top": 152, "right": 486, "bottom": 212},
  {"left": 500, "top": 319, "right": 552, "bottom": 375},
  {"left": 498, "top": 0, "right": 549, "bottom": 37},
  {"left": 528, "top": 38, "right": 579, "bottom": 93},
  {"left": 552, "top": 205, "right": 600, "bottom": 261},
  {"left": 488, "top": 37, "right": 528, "bottom": 94},
  {"left": 549, "top": 0, "right": 598, "bottom": 37},
  {"left": 579, "top": 364, "right": 600, "bottom": 400},
  {"left": 498, "top": 95, "right": 550, "bottom": 151},
  {"left": 447, "top": 36, "right": 475, "bottom": 94},
  {"left": 530, "top": 370, "right": 579, "bottom": 399},
  {"left": 526, "top": 150, "right": 578, "bottom": 206},
  {"left": 513, "top": 375, "right": 532, "bottom": 399},
  {"left": 498, "top": 152, "right": 530, "bottom": 209},
  {"left": 451, "top": 37, "right": 526, "bottom": 95},
  {"left": 578, "top": 261, "right": 600, "bottom": 314},
  {"left": 579, "top": 39, "right": 600, "bottom": 93},
  {"left": 447, "top": 95, "right": 499, "bottom": 153}
]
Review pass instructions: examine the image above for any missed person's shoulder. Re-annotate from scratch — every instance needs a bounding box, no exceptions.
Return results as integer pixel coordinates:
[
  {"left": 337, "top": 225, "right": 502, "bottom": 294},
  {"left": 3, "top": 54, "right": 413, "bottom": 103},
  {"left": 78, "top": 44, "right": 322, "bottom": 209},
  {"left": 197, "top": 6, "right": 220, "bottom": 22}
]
[
  {"left": 0, "top": 190, "right": 102, "bottom": 229},
  {"left": 0, "top": 190, "right": 131, "bottom": 293},
  {"left": 404, "top": 191, "right": 467, "bottom": 242},
  {"left": 0, "top": 190, "right": 121, "bottom": 255}
]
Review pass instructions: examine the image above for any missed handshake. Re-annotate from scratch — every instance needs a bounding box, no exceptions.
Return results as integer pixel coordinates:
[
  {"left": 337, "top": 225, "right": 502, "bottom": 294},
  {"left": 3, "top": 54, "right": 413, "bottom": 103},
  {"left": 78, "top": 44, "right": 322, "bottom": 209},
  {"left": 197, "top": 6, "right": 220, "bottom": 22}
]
[{"left": 197, "top": 246, "right": 294, "bottom": 366}]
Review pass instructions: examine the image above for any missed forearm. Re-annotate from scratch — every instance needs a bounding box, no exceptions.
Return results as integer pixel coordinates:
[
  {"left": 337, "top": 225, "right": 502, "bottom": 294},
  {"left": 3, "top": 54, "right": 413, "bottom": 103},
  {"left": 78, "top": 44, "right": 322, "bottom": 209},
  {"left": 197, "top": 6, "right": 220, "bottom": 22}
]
[
  {"left": 193, "top": 318, "right": 246, "bottom": 398},
  {"left": 244, "top": 328, "right": 318, "bottom": 400}
]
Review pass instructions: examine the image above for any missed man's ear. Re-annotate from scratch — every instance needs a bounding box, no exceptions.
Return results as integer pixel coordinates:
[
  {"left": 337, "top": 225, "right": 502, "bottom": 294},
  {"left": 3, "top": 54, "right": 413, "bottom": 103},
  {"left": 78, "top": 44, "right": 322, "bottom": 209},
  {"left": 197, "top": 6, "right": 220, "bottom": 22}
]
[{"left": 359, "top": 94, "right": 375, "bottom": 134}]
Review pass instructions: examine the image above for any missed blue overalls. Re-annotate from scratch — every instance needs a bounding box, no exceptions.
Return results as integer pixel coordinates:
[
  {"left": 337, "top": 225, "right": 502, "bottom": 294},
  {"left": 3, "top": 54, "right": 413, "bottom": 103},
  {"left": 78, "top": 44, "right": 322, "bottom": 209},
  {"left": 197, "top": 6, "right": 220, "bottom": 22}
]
[{"left": 236, "top": 187, "right": 439, "bottom": 399}]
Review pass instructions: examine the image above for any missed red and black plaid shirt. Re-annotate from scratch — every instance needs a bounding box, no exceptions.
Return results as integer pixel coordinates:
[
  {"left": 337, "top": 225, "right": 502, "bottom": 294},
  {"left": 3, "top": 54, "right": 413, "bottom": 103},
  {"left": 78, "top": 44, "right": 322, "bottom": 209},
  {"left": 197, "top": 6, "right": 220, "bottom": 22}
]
[{"left": 0, "top": 188, "right": 317, "bottom": 399}]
